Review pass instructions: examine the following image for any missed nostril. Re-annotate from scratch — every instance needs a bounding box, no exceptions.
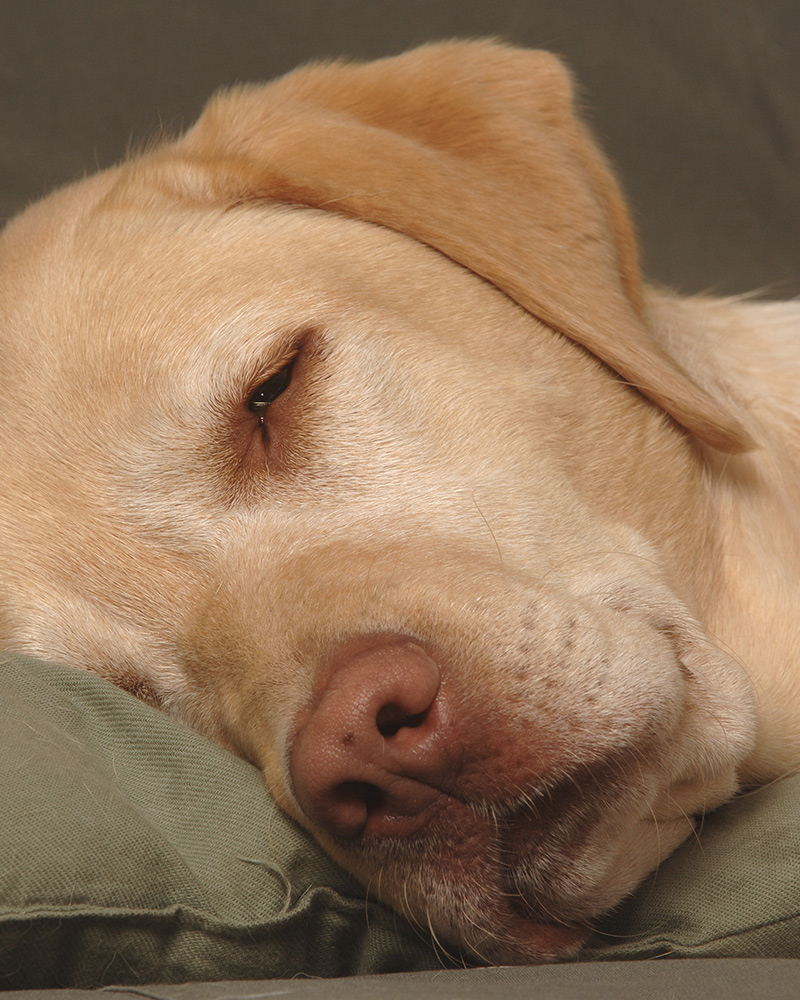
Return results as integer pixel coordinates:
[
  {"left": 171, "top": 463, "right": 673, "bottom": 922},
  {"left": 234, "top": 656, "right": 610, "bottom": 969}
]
[
  {"left": 290, "top": 637, "right": 453, "bottom": 838},
  {"left": 376, "top": 702, "right": 430, "bottom": 737}
]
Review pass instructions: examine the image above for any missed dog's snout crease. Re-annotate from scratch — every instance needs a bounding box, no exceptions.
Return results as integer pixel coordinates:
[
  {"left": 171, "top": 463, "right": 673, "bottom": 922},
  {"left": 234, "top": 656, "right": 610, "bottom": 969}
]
[{"left": 290, "top": 638, "right": 454, "bottom": 839}]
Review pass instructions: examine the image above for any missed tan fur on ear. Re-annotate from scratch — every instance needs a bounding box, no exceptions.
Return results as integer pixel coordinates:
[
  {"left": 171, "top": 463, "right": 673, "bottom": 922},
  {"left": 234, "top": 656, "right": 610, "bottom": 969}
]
[{"left": 155, "top": 40, "right": 752, "bottom": 452}]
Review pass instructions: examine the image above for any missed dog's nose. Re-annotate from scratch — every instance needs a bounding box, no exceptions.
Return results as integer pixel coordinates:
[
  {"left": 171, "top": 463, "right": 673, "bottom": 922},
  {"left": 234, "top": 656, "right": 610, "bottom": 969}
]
[{"left": 290, "top": 638, "right": 454, "bottom": 838}]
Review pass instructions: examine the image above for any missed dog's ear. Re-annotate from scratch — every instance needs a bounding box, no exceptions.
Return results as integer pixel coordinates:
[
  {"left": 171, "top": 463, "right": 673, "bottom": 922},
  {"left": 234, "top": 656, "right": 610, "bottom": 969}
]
[{"left": 157, "top": 40, "right": 751, "bottom": 452}]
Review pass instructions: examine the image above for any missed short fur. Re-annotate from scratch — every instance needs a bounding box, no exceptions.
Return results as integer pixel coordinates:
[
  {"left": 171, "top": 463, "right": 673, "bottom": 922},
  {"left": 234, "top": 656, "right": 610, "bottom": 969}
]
[{"left": 1, "top": 42, "right": 798, "bottom": 963}]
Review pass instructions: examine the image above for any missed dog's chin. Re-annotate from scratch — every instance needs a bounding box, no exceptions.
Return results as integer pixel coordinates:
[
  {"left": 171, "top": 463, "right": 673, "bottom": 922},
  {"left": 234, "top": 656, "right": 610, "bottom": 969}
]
[{"left": 317, "top": 767, "right": 701, "bottom": 965}]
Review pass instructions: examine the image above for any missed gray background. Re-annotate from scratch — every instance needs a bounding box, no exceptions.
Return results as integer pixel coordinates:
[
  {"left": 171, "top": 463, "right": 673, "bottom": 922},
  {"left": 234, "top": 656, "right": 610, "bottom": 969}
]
[{"left": 1, "top": 1, "right": 798, "bottom": 296}]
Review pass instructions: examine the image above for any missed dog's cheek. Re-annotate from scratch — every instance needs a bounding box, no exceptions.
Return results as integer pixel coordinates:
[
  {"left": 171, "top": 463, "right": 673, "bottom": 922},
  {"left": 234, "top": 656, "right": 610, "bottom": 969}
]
[
  {"left": 175, "top": 584, "right": 312, "bottom": 785},
  {"left": 2, "top": 585, "right": 193, "bottom": 711},
  {"left": 644, "top": 611, "right": 757, "bottom": 790},
  {"left": 669, "top": 624, "right": 758, "bottom": 798},
  {"left": 577, "top": 566, "right": 758, "bottom": 798}
]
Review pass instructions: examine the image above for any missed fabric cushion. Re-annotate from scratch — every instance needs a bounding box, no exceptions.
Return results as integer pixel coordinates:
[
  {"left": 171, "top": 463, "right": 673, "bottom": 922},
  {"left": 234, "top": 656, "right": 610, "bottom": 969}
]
[
  {"left": 1, "top": 652, "right": 798, "bottom": 989},
  {"left": 0, "top": 653, "right": 442, "bottom": 988},
  {"left": 585, "top": 773, "right": 800, "bottom": 960}
]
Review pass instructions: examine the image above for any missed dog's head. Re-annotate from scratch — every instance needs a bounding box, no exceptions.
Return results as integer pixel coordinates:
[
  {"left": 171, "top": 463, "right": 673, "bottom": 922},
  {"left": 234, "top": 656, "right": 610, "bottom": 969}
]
[{"left": 0, "top": 42, "right": 755, "bottom": 962}]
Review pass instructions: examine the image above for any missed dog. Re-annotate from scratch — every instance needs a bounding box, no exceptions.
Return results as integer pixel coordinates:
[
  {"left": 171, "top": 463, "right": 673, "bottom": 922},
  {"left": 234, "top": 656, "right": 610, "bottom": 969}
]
[{"left": 1, "top": 40, "right": 798, "bottom": 965}]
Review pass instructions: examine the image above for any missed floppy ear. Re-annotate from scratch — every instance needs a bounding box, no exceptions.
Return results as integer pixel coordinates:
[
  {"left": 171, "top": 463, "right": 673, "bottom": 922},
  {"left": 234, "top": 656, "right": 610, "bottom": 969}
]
[{"left": 158, "top": 40, "right": 751, "bottom": 452}]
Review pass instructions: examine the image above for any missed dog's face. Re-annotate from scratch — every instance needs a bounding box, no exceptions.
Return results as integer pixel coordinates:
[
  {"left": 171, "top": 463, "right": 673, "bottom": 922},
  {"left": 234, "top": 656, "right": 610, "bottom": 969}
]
[{"left": 0, "top": 42, "right": 756, "bottom": 963}]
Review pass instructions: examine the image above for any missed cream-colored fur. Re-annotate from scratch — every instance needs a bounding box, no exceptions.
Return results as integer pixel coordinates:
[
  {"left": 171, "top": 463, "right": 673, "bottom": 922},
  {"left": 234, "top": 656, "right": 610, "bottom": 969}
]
[{"left": 0, "top": 41, "right": 797, "bottom": 964}]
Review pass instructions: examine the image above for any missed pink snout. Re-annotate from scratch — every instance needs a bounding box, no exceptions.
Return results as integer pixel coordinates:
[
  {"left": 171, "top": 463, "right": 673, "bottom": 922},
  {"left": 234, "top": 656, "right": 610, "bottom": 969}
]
[{"left": 290, "top": 637, "right": 457, "bottom": 839}]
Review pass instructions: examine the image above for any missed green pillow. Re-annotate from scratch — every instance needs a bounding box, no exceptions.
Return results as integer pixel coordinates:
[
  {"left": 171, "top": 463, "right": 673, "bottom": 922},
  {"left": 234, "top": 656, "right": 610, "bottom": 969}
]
[
  {"left": 0, "top": 653, "right": 443, "bottom": 988},
  {"left": 1, "top": 653, "right": 799, "bottom": 989},
  {"left": 585, "top": 770, "right": 800, "bottom": 960}
]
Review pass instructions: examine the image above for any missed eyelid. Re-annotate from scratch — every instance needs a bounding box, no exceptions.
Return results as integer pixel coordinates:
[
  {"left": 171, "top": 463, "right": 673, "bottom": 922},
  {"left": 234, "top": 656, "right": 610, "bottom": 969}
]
[
  {"left": 248, "top": 357, "right": 295, "bottom": 415},
  {"left": 240, "top": 328, "right": 322, "bottom": 427},
  {"left": 245, "top": 343, "right": 302, "bottom": 407}
]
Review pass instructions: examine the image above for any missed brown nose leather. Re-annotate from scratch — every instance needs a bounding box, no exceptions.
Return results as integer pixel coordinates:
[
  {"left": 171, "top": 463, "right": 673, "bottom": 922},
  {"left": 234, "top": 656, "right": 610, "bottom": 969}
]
[{"left": 290, "top": 638, "right": 454, "bottom": 838}]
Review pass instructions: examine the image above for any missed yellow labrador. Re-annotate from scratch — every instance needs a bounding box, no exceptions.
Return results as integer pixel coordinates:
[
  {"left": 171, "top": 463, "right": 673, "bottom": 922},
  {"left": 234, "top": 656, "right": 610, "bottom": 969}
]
[{"left": 1, "top": 41, "right": 798, "bottom": 964}]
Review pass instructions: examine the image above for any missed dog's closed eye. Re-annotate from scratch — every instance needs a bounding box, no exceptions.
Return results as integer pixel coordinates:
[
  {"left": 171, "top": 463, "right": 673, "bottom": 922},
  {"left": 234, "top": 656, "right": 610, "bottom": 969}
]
[{"left": 248, "top": 358, "right": 295, "bottom": 421}]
